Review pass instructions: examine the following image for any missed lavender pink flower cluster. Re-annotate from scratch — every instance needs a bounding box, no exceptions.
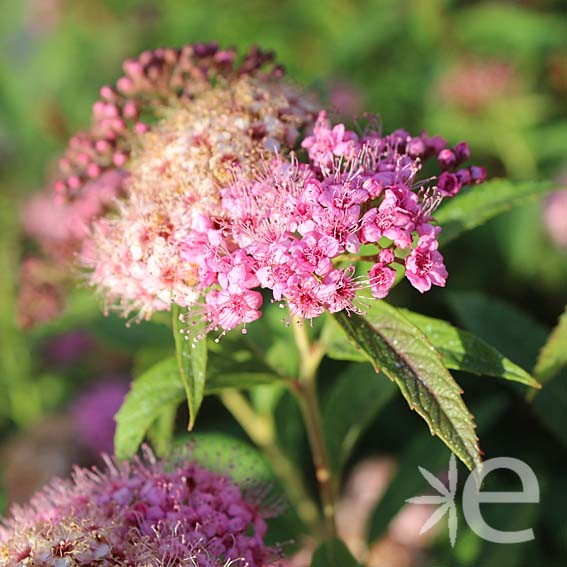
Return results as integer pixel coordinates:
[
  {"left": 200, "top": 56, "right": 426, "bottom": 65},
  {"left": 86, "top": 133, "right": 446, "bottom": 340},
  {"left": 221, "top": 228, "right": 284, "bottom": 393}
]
[
  {"left": 179, "top": 111, "right": 485, "bottom": 337},
  {"left": 0, "top": 451, "right": 277, "bottom": 566}
]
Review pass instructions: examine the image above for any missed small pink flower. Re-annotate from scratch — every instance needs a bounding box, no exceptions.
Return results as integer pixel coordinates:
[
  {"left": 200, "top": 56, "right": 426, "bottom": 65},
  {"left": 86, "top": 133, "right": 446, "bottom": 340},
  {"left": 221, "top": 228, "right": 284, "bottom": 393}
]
[
  {"left": 285, "top": 275, "right": 327, "bottom": 319},
  {"left": 290, "top": 232, "right": 339, "bottom": 276},
  {"left": 368, "top": 263, "right": 396, "bottom": 299},
  {"left": 321, "top": 268, "right": 359, "bottom": 313},
  {"left": 207, "top": 288, "right": 263, "bottom": 331},
  {"left": 301, "top": 111, "right": 359, "bottom": 168},
  {"left": 405, "top": 236, "right": 448, "bottom": 293}
]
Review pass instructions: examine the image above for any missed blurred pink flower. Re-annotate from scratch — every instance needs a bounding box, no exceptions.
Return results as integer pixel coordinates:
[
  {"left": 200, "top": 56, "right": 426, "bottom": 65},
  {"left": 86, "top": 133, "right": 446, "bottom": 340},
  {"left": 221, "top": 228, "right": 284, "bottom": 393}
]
[
  {"left": 71, "top": 378, "right": 129, "bottom": 456},
  {"left": 327, "top": 79, "right": 364, "bottom": 117},
  {"left": 544, "top": 189, "right": 567, "bottom": 250},
  {"left": 437, "top": 59, "right": 518, "bottom": 113},
  {"left": 44, "top": 331, "right": 94, "bottom": 367},
  {"left": 17, "top": 257, "right": 64, "bottom": 329}
]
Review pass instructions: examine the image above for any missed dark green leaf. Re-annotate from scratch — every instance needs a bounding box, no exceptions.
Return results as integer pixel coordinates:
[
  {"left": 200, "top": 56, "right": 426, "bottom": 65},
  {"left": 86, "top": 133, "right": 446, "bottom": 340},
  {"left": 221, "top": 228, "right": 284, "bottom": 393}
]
[
  {"left": 446, "top": 291, "right": 547, "bottom": 370},
  {"left": 323, "top": 363, "right": 396, "bottom": 476},
  {"left": 115, "top": 358, "right": 184, "bottom": 459},
  {"left": 334, "top": 302, "right": 481, "bottom": 470},
  {"left": 436, "top": 179, "right": 556, "bottom": 246},
  {"left": 172, "top": 305, "right": 208, "bottom": 430},
  {"left": 532, "top": 369, "right": 567, "bottom": 447},
  {"left": 400, "top": 309, "right": 539, "bottom": 388},
  {"left": 206, "top": 334, "right": 286, "bottom": 392},
  {"left": 311, "top": 538, "right": 361, "bottom": 567},
  {"left": 534, "top": 306, "right": 567, "bottom": 384},
  {"left": 244, "top": 302, "right": 299, "bottom": 377}
]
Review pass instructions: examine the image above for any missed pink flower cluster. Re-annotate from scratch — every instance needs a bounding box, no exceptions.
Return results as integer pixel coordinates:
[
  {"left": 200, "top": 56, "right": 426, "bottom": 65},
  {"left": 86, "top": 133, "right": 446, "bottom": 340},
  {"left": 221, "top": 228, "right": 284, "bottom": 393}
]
[
  {"left": 20, "top": 44, "right": 298, "bottom": 328},
  {"left": 179, "top": 111, "right": 485, "bottom": 337},
  {"left": 0, "top": 450, "right": 278, "bottom": 566},
  {"left": 54, "top": 43, "right": 281, "bottom": 202}
]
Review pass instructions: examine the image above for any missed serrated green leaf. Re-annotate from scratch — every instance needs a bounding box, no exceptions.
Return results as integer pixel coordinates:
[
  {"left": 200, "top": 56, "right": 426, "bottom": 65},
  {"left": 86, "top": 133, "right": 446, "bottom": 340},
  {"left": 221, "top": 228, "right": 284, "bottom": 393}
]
[
  {"left": 323, "top": 363, "right": 396, "bottom": 476},
  {"left": 334, "top": 302, "right": 481, "bottom": 471},
  {"left": 400, "top": 309, "right": 540, "bottom": 388},
  {"left": 311, "top": 538, "right": 361, "bottom": 567},
  {"left": 534, "top": 306, "right": 567, "bottom": 384},
  {"left": 172, "top": 305, "right": 208, "bottom": 431},
  {"left": 436, "top": 179, "right": 556, "bottom": 246}
]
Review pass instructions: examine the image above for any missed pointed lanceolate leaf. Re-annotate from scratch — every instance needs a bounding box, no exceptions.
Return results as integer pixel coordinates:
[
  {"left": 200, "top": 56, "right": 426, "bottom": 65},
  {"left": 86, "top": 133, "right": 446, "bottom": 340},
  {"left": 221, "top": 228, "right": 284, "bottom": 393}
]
[
  {"left": 311, "top": 538, "right": 361, "bottom": 567},
  {"left": 534, "top": 305, "right": 567, "bottom": 384},
  {"left": 435, "top": 179, "right": 556, "bottom": 246},
  {"left": 400, "top": 309, "right": 540, "bottom": 388},
  {"left": 334, "top": 302, "right": 481, "bottom": 471},
  {"left": 172, "top": 305, "right": 208, "bottom": 430}
]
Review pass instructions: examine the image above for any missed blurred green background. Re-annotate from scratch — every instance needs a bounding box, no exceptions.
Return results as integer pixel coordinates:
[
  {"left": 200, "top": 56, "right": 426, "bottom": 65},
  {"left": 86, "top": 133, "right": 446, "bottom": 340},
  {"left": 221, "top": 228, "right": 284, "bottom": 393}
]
[{"left": 0, "top": 1, "right": 566, "bottom": 566}]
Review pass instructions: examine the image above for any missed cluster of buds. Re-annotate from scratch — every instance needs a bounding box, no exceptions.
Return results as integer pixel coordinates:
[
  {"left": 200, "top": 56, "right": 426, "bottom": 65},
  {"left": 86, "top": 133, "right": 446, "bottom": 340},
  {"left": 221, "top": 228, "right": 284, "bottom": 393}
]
[{"left": 0, "top": 450, "right": 278, "bottom": 567}]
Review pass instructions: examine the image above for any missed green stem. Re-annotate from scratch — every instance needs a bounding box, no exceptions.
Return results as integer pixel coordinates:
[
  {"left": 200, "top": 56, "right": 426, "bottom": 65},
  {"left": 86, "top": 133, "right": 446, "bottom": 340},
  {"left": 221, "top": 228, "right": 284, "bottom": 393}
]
[
  {"left": 292, "top": 322, "right": 337, "bottom": 538},
  {"left": 219, "top": 389, "right": 320, "bottom": 530}
]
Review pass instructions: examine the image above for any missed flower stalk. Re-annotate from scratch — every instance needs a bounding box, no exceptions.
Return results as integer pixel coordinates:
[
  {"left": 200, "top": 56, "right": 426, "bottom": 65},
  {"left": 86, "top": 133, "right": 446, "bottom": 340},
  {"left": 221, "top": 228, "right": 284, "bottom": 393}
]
[
  {"left": 292, "top": 322, "right": 337, "bottom": 538},
  {"left": 219, "top": 389, "right": 320, "bottom": 530}
]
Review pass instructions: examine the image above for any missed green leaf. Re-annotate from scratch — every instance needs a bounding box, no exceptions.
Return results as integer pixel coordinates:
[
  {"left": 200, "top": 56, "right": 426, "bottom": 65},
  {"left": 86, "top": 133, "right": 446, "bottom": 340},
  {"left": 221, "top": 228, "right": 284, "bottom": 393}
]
[
  {"left": 534, "top": 306, "right": 567, "bottom": 384},
  {"left": 446, "top": 291, "right": 547, "bottom": 370},
  {"left": 115, "top": 352, "right": 283, "bottom": 459},
  {"left": 435, "top": 179, "right": 556, "bottom": 246},
  {"left": 323, "top": 363, "right": 396, "bottom": 476},
  {"left": 400, "top": 309, "right": 540, "bottom": 388},
  {"left": 311, "top": 538, "right": 361, "bottom": 567},
  {"left": 244, "top": 301, "right": 299, "bottom": 377},
  {"left": 175, "top": 432, "right": 273, "bottom": 484},
  {"left": 206, "top": 335, "right": 286, "bottom": 392},
  {"left": 334, "top": 302, "right": 481, "bottom": 471},
  {"left": 115, "top": 358, "right": 185, "bottom": 459},
  {"left": 147, "top": 403, "right": 178, "bottom": 457},
  {"left": 172, "top": 305, "right": 208, "bottom": 431}
]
